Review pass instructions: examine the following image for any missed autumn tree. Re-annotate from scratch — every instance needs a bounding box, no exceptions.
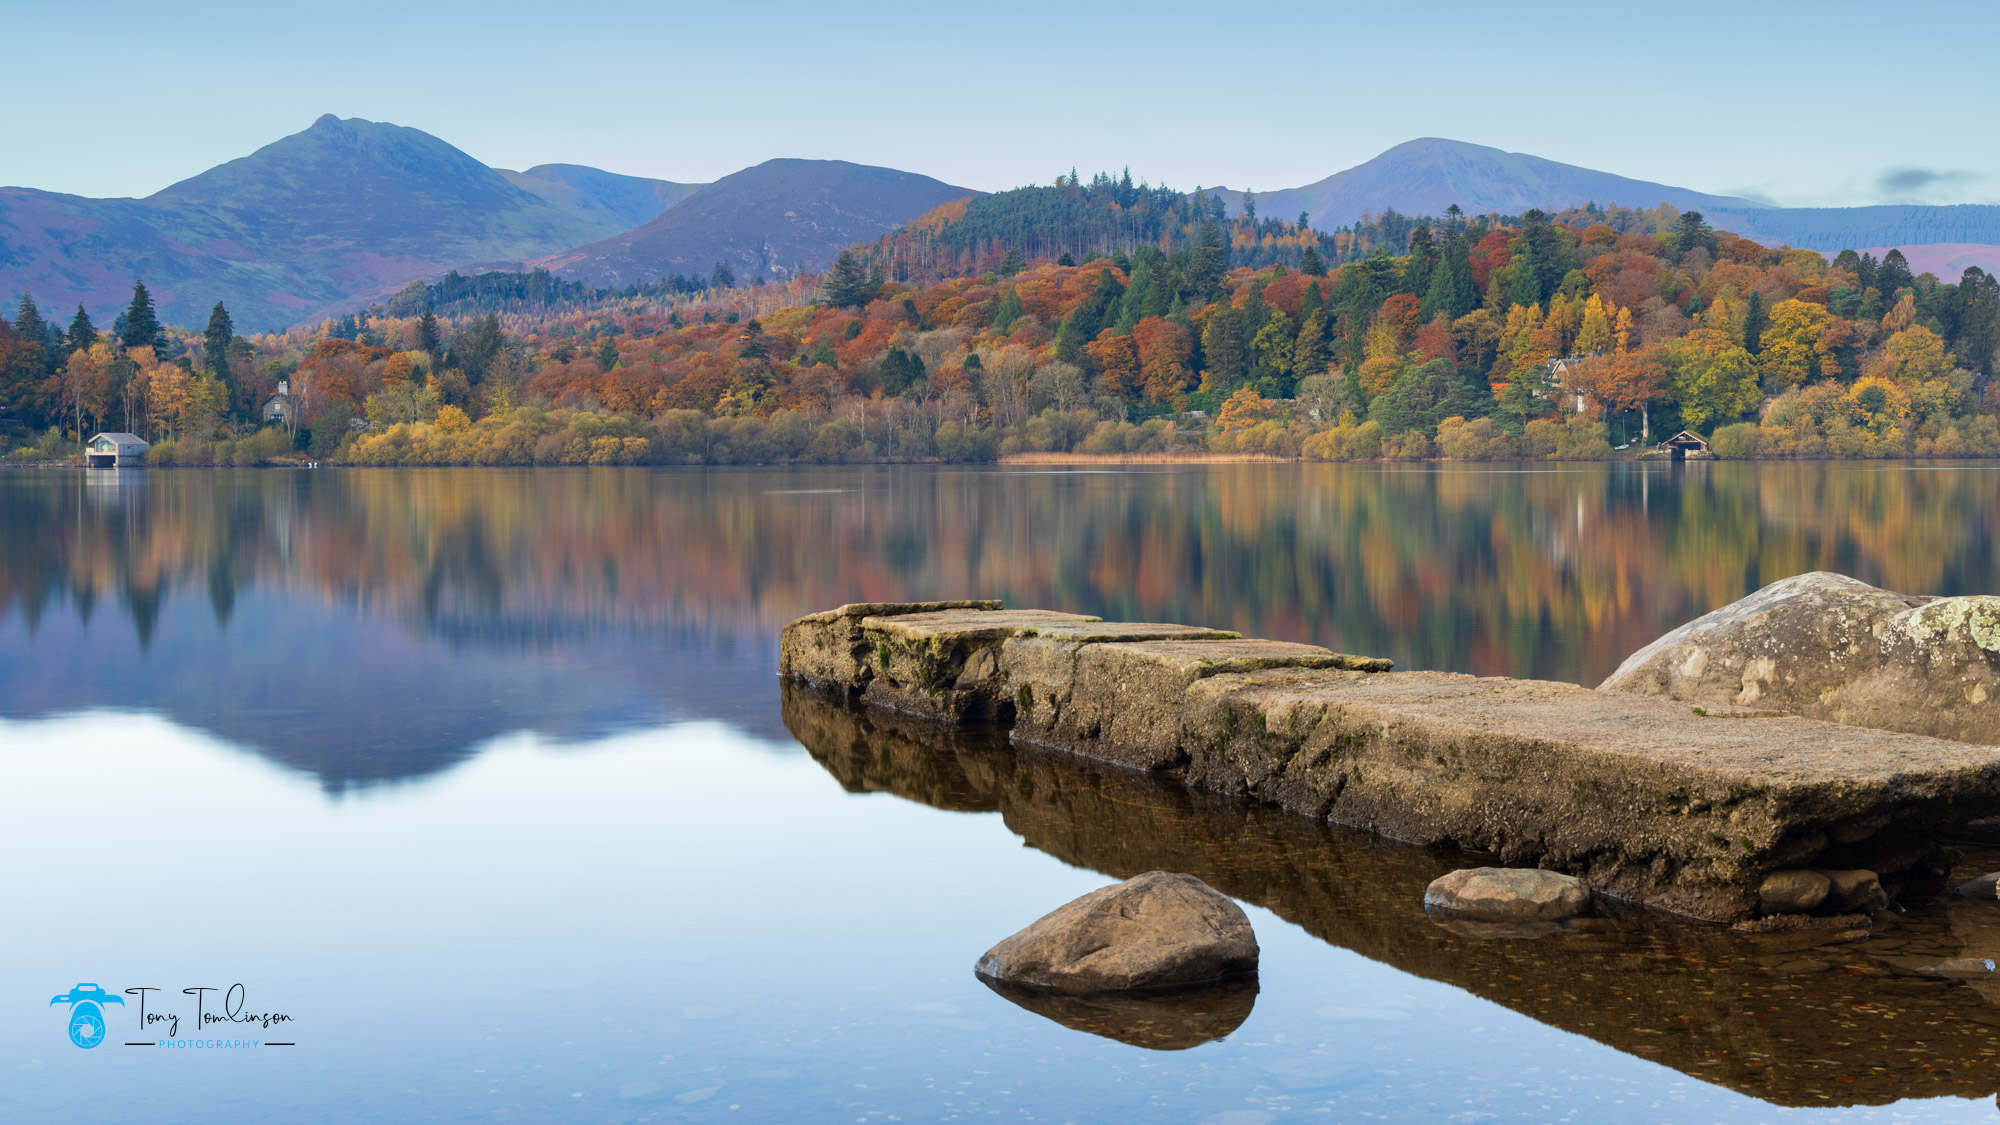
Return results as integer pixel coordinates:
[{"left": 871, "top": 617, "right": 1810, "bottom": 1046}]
[
  {"left": 1114, "top": 318, "right": 1183, "bottom": 403},
  {"left": 1867, "top": 326, "right": 1955, "bottom": 384},
  {"left": 1757, "top": 299, "right": 1832, "bottom": 391},
  {"left": 1667, "top": 333, "right": 1760, "bottom": 431}
]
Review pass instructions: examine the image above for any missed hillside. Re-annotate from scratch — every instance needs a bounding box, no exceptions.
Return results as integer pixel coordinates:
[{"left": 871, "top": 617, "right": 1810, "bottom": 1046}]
[
  {"left": 0, "top": 116, "right": 653, "bottom": 332},
  {"left": 539, "top": 159, "right": 978, "bottom": 287},
  {"left": 1697, "top": 205, "right": 2000, "bottom": 278},
  {"left": 1226, "top": 138, "right": 1770, "bottom": 229},
  {"left": 499, "top": 164, "right": 703, "bottom": 231}
]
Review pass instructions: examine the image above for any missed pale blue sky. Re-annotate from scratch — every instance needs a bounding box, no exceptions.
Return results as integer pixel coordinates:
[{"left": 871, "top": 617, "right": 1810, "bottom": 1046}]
[{"left": 6, "top": 0, "right": 1995, "bottom": 207}]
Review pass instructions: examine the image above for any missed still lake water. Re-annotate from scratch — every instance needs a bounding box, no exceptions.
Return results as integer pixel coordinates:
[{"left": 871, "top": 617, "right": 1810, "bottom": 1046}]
[{"left": 5, "top": 462, "right": 2000, "bottom": 1123}]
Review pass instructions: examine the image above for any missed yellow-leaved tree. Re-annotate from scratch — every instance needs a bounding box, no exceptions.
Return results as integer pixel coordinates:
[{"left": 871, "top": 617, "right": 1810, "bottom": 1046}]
[{"left": 1757, "top": 299, "right": 1833, "bottom": 391}]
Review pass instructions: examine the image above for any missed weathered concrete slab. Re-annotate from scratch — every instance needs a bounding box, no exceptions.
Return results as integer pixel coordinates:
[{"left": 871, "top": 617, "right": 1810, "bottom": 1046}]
[
  {"left": 780, "top": 597, "right": 2000, "bottom": 921},
  {"left": 780, "top": 599, "right": 1004, "bottom": 689},
  {"left": 1168, "top": 668, "right": 2000, "bottom": 920},
  {"left": 1008, "top": 638, "right": 1388, "bottom": 768},
  {"left": 858, "top": 608, "right": 1101, "bottom": 721}
]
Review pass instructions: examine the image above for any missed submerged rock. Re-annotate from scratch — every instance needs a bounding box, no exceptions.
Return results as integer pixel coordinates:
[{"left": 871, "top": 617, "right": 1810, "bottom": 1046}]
[
  {"left": 1759, "top": 869, "right": 1831, "bottom": 914},
  {"left": 1600, "top": 571, "right": 2000, "bottom": 745},
  {"left": 1424, "top": 868, "right": 1591, "bottom": 923},
  {"left": 978, "top": 975, "right": 1256, "bottom": 1050},
  {"left": 1817, "top": 868, "right": 1888, "bottom": 912},
  {"left": 975, "top": 871, "right": 1258, "bottom": 992},
  {"left": 1956, "top": 871, "right": 2000, "bottom": 900}
]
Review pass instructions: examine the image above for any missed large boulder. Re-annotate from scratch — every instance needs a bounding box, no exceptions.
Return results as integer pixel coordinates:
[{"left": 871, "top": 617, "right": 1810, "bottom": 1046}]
[
  {"left": 1424, "top": 867, "right": 1591, "bottom": 923},
  {"left": 975, "top": 871, "right": 1258, "bottom": 992},
  {"left": 1599, "top": 572, "right": 2000, "bottom": 745}
]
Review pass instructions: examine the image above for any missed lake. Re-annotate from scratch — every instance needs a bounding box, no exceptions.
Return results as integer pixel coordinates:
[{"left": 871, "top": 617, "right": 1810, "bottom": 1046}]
[{"left": 5, "top": 462, "right": 2000, "bottom": 1123}]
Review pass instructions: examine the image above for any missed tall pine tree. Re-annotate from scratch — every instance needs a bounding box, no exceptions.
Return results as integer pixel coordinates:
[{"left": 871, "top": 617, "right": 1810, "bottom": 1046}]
[
  {"left": 418, "top": 309, "right": 441, "bottom": 357},
  {"left": 66, "top": 305, "right": 96, "bottom": 354},
  {"left": 121, "top": 281, "right": 164, "bottom": 351},
  {"left": 1741, "top": 290, "right": 1768, "bottom": 355},
  {"left": 203, "top": 302, "right": 235, "bottom": 379},
  {"left": 820, "top": 250, "right": 874, "bottom": 309},
  {"left": 15, "top": 292, "right": 52, "bottom": 372},
  {"left": 1403, "top": 224, "right": 1436, "bottom": 297}
]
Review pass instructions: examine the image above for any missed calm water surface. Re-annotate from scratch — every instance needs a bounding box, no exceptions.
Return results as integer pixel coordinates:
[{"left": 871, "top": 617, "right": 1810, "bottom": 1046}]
[{"left": 5, "top": 463, "right": 2000, "bottom": 1123}]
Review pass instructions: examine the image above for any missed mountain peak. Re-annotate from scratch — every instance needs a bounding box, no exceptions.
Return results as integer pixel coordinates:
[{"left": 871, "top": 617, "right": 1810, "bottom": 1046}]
[
  {"left": 541, "top": 158, "right": 978, "bottom": 287},
  {"left": 1240, "top": 139, "right": 1770, "bottom": 229},
  {"left": 312, "top": 112, "right": 342, "bottom": 128}
]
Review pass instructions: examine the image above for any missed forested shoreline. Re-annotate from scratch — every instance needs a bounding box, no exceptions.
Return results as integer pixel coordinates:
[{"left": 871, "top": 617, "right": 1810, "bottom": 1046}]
[{"left": 3, "top": 173, "right": 1996, "bottom": 467}]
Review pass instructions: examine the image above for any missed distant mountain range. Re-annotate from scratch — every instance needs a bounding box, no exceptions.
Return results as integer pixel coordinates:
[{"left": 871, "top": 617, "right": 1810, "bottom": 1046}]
[
  {"left": 0, "top": 116, "right": 635, "bottom": 332},
  {"left": 537, "top": 159, "right": 978, "bottom": 287},
  {"left": 3, "top": 123, "right": 1997, "bottom": 335},
  {"left": 1217, "top": 138, "right": 1772, "bottom": 227},
  {"left": 1209, "top": 138, "right": 2000, "bottom": 280},
  {"left": 497, "top": 163, "right": 702, "bottom": 232}
]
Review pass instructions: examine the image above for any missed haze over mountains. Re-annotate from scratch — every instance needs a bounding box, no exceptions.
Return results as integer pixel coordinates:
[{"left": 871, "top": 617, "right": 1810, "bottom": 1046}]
[
  {"left": 1218, "top": 138, "right": 1772, "bottom": 227},
  {"left": 537, "top": 159, "right": 977, "bottom": 287},
  {"left": 0, "top": 116, "right": 972, "bottom": 332},
  {"left": 498, "top": 164, "right": 702, "bottom": 232},
  {"left": 2, "top": 119, "right": 1996, "bottom": 335}
]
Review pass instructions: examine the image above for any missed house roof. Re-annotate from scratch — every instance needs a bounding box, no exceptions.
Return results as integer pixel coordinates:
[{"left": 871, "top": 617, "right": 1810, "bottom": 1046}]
[
  {"left": 1662, "top": 430, "right": 1708, "bottom": 445},
  {"left": 91, "top": 432, "right": 148, "bottom": 443}
]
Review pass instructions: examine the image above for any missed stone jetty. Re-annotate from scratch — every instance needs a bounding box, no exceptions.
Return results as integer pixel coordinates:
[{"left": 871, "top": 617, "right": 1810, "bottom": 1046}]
[
  {"left": 783, "top": 688, "right": 2000, "bottom": 1109},
  {"left": 781, "top": 599, "right": 2000, "bottom": 923}
]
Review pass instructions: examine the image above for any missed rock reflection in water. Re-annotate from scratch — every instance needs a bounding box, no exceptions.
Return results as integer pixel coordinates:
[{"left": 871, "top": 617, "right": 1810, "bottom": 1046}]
[
  {"left": 978, "top": 976, "right": 1258, "bottom": 1050},
  {"left": 784, "top": 683, "right": 2000, "bottom": 1109}
]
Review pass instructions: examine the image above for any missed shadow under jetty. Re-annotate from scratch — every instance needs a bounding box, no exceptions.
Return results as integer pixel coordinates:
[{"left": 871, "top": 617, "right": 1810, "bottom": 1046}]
[
  {"left": 977, "top": 976, "right": 1258, "bottom": 1050},
  {"left": 784, "top": 683, "right": 2000, "bottom": 1110}
]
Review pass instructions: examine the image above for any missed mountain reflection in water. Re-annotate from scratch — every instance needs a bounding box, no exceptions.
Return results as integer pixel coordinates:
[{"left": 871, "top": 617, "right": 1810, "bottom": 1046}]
[{"left": 785, "top": 684, "right": 2000, "bottom": 1110}]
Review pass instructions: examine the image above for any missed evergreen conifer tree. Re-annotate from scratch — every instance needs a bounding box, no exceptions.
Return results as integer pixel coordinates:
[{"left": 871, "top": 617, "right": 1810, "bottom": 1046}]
[
  {"left": 1054, "top": 314, "right": 1088, "bottom": 366},
  {"left": 418, "top": 309, "right": 441, "bottom": 357},
  {"left": 120, "top": 281, "right": 163, "bottom": 351},
  {"left": 15, "top": 291, "right": 50, "bottom": 365},
  {"left": 1404, "top": 225, "right": 1436, "bottom": 297},
  {"left": 596, "top": 337, "right": 619, "bottom": 369},
  {"left": 999, "top": 246, "right": 1025, "bottom": 276},
  {"left": 67, "top": 305, "right": 96, "bottom": 354},
  {"left": 1741, "top": 290, "right": 1768, "bottom": 355},
  {"left": 992, "top": 287, "right": 1024, "bottom": 334},
  {"left": 2, "top": 293, "right": 53, "bottom": 421},
  {"left": 1300, "top": 245, "right": 1327, "bottom": 277},
  {"left": 820, "top": 250, "right": 874, "bottom": 309},
  {"left": 1200, "top": 306, "right": 1248, "bottom": 384},
  {"left": 203, "top": 302, "right": 235, "bottom": 379}
]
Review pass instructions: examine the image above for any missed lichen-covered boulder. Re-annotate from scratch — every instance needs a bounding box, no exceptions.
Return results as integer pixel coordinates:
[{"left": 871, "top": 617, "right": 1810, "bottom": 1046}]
[
  {"left": 1424, "top": 868, "right": 1591, "bottom": 923},
  {"left": 975, "top": 871, "right": 1258, "bottom": 992},
  {"left": 1599, "top": 572, "right": 2000, "bottom": 745}
]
